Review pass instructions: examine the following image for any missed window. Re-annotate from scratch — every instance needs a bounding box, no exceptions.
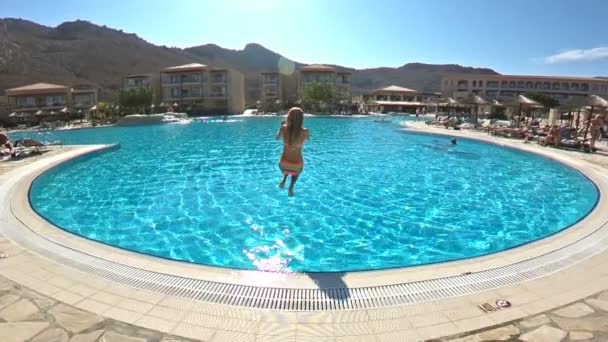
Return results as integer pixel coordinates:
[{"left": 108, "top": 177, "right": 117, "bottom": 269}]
[
  {"left": 486, "top": 90, "right": 498, "bottom": 97},
  {"left": 508, "top": 81, "right": 516, "bottom": 88},
  {"left": 571, "top": 83, "right": 580, "bottom": 91},
  {"left": 543, "top": 82, "right": 550, "bottom": 89},
  {"left": 534, "top": 82, "right": 542, "bottom": 89},
  {"left": 340, "top": 75, "right": 349, "bottom": 84},
  {"left": 390, "top": 95, "right": 401, "bottom": 101},
  {"left": 171, "top": 87, "right": 180, "bottom": 98},
  {"left": 264, "top": 85, "right": 277, "bottom": 97},
  {"left": 561, "top": 83, "right": 570, "bottom": 90},
  {"left": 46, "top": 95, "right": 65, "bottom": 106},
  {"left": 16, "top": 97, "right": 36, "bottom": 107},
  {"left": 517, "top": 81, "right": 525, "bottom": 88},
  {"left": 211, "top": 72, "right": 226, "bottom": 83},
  {"left": 191, "top": 87, "right": 201, "bottom": 97},
  {"left": 478, "top": 80, "right": 483, "bottom": 87},
  {"left": 210, "top": 85, "right": 226, "bottom": 97},
  {"left": 601, "top": 85, "right": 608, "bottom": 93},
  {"left": 376, "top": 95, "right": 387, "bottom": 101},
  {"left": 525, "top": 82, "right": 533, "bottom": 89},
  {"left": 552, "top": 82, "right": 560, "bottom": 90},
  {"left": 581, "top": 83, "right": 589, "bottom": 92},
  {"left": 74, "top": 94, "right": 92, "bottom": 106},
  {"left": 472, "top": 81, "right": 477, "bottom": 87},
  {"left": 486, "top": 81, "right": 499, "bottom": 88},
  {"left": 592, "top": 84, "right": 599, "bottom": 92},
  {"left": 501, "top": 81, "right": 508, "bottom": 88}
]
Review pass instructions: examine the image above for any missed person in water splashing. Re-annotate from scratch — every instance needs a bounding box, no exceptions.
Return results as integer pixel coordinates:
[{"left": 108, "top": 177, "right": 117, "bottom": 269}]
[
  {"left": 450, "top": 138, "right": 457, "bottom": 145},
  {"left": 276, "top": 107, "right": 309, "bottom": 196}
]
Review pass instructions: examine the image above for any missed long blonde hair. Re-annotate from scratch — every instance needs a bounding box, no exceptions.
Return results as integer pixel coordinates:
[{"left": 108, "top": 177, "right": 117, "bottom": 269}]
[{"left": 285, "top": 107, "right": 304, "bottom": 145}]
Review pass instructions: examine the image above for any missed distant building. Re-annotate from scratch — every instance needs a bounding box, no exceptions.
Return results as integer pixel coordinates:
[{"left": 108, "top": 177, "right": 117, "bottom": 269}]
[
  {"left": 258, "top": 64, "right": 352, "bottom": 112},
  {"left": 72, "top": 84, "right": 98, "bottom": 117},
  {"left": 441, "top": 74, "right": 608, "bottom": 102},
  {"left": 6, "top": 83, "right": 73, "bottom": 124},
  {"left": 298, "top": 64, "right": 352, "bottom": 102},
  {"left": 259, "top": 72, "right": 298, "bottom": 112},
  {"left": 121, "top": 73, "right": 161, "bottom": 102},
  {"left": 160, "top": 63, "right": 245, "bottom": 114},
  {"left": 4, "top": 82, "right": 99, "bottom": 125},
  {"left": 363, "top": 85, "right": 424, "bottom": 113}
]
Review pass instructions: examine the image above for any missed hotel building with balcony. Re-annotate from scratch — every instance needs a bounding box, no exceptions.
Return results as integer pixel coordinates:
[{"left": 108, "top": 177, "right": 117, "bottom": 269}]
[
  {"left": 298, "top": 64, "right": 352, "bottom": 102},
  {"left": 5, "top": 83, "right": 96, "bottom": 124},
  {"left": 122, "top": 73, "right": 161, "bottom": 99},
  {"left": 441, "top": 74, "right": 608, "bottom": 103},
  {"left": 159, "top": 63, "right": 245, "bottom": 114},
  {"left": 259, "top": 72, "right": 298, "bottom": 111}
]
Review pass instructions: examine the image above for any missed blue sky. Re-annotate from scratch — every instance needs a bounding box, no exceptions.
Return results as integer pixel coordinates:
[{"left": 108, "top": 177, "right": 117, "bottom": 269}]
[{"left": 3, "top": 0, "right": 608, "bottom": 76}]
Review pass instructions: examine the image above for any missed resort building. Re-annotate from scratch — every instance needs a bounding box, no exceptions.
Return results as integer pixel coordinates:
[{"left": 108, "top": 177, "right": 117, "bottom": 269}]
[
  {"left": 71, "top": 85, "right": 98, "bottom": 117},
  {"left": 298, "top": 64, "right": 352, "bottom": 102},
  {"left": 160, "top": 63, "right": 245, "bottom": 114},
  {"left": 4, "top": 82, "right": 100, "bottom": 125},
  {"left": 259, "top": 72, "right": 298, "bottom": 112},
  {"left": 5, "top": 83, "right": 73, "bottom": 124},
  {"left": 362, "top": 85, "right": 424, "bottom": 113},
  {"left": 442, "top": 74, "right": 608, "bottom": 103}
]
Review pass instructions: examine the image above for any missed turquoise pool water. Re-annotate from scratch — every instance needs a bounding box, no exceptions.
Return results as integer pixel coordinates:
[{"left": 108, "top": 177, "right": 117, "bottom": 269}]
[{"left": 28, "top": 117, "right": 599, "bottom": 272}]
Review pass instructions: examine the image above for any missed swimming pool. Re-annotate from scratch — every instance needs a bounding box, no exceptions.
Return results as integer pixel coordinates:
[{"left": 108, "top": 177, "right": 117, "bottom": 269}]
[{"left": 29, "top": 117, "right": 599, "bottom": 272}]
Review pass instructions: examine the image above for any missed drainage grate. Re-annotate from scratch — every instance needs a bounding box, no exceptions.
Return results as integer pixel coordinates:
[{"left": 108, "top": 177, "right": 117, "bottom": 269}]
[{"left": 3, "top": 196, "right": 608, "bottom": 311}]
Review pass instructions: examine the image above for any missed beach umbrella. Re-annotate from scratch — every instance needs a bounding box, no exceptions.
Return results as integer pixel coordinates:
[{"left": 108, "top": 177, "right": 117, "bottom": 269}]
[
  {"left": 35, "top": 110, "right": 46, "bottom": 116},
  {"left": 60, "top": 107, "right": 69, "bottom": 113},
  {"left": 89, "top": 105, "right": 97, "bottom": 111},
  {"left": 508, "top": 95, "right": 540, "bottom": 125},
  {"left": 8, "top": 112, "right": 16, "bottom": 117},
  {"left": 582, "top": 95, "right": 608, "bottom": 142},
  {"left": 443, "top": 97, "right": 459, "bottom": 115},
  {"left": 461, "top": 94, "right": 487, "bottom": 124},
  {"left": 172, "top": 102, "right": 179, "bottom": 107},
  {"left": 159, "top": 102, "right": 166, "bottom": 107}
]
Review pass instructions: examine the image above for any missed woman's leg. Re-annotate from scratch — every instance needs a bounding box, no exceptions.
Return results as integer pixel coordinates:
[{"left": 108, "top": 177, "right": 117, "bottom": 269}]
[
  {"left": 288, "top": 175, "right": 299, "bottom": 196},
  {"left": 279, "top": 174, "right": 288, "bottom": 188}
]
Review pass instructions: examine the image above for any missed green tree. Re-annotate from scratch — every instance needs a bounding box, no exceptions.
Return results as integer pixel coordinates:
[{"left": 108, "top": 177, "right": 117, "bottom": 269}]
[
  {"left": 524, "top": 92, "right": 560, "bottom": 110},
  {"left": 302, "top": 82, "right": 336, "bottom": 113},
  {"left": 117, "top": 86, "right": 153, "bottom": 114}
]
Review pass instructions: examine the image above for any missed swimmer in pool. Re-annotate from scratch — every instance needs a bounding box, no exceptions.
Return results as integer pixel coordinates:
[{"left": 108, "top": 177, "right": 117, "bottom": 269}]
[{"left": 276, "top": 107, "right": 309, "bottom": 196}]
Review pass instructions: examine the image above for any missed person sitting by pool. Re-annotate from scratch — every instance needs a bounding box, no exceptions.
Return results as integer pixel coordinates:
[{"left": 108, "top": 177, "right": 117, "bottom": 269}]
[
  {"left": 276, "top": 107, "right": 309, "bottom": 196},
  {"left": 0, "top": 132, "right": 15, "bottom": 157},
  {"left": 542, "top": 125, "right": 560, "bottom": 147}
]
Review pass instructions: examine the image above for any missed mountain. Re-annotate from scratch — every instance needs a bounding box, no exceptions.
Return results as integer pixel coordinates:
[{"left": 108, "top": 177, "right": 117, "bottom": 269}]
[
  {"left": 0, "top": 18, "right": 196, "bottom": 99},
  {"left": 0, "top": 18, "right": 499, "bottom": 104}
]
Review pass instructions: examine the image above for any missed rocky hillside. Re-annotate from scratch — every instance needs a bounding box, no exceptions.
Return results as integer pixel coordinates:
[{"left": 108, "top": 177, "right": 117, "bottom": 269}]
[{"left": 0, "top": 18, "right": 499, "bottom": 104}]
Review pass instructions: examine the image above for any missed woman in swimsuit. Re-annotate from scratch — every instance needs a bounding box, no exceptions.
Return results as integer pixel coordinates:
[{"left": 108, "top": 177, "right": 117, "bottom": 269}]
[{"left": 276, "top": 107, "right": 309, "bottom": 196}]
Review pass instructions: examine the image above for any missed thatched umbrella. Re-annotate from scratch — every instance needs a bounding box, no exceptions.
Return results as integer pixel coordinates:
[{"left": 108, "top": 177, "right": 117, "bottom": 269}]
[
  {"left": 582, "top": 95, "right": 608, "bottom": 141},
  {"left": 443, "top": 97, "right": 459, "bottom": 115},
  {"left": 508, "top": 95, "right": 540, "bottom": 125},
  {"left": 461, "top": 94, "right": 488, "bottom": 124}
]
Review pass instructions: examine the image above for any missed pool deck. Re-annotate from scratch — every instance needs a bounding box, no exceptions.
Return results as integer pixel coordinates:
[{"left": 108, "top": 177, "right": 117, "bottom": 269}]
[{"left": 0, "top": 130, "right": 608, "bottom": 341}]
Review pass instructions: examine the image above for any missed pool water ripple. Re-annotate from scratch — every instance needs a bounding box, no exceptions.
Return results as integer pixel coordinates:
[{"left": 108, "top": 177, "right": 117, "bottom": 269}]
[{"left": 28, "top": 117, "right": 598, "bottom": 272}]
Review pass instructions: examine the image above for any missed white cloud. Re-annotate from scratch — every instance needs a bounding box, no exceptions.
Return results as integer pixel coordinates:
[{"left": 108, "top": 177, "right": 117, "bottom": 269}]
[{"left": 545, "top": 47, "right": 608, "bottom": 64}]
